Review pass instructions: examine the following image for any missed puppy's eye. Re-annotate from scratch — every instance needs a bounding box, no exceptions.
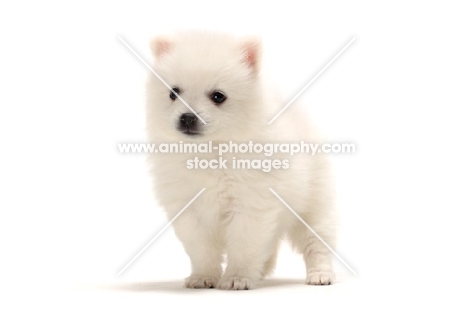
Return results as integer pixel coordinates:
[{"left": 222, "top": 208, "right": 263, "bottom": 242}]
[
  {"left": 210, "top": 91, "right": 227, "bottom": 105},
  {"left": 170, "top": 87, "right": 180, "bottom": 100}
]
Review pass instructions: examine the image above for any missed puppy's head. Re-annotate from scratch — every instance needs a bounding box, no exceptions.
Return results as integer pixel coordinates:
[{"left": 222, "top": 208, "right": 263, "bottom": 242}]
[{"left": 146, "top": 32, "right": 263, "bottom": 141}]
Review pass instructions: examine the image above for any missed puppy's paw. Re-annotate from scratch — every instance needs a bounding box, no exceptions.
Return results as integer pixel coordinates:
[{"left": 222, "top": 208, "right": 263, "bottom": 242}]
[
  {"left": 218, "top": 276, "right": 254, "bottom": 290},
  {"left": 185, "top": 275, "right": 218, "bottom": 289},
  {"left": 306, "top": 271, "right": 335, "bottom": 285}
]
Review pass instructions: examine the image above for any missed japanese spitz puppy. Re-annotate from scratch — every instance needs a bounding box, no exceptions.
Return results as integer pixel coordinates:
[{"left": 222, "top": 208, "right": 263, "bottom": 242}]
[{"left": 146, "top": 31, "right": 337, "bottom": 290}]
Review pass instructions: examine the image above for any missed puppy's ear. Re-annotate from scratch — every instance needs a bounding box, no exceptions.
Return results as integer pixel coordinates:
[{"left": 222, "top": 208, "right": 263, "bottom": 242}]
[
  {"left": 150, "top": 36, "right": 173, "bottom": 59},
  {"left": 240, "top": 37, "right": 262, "bottom": 74}
]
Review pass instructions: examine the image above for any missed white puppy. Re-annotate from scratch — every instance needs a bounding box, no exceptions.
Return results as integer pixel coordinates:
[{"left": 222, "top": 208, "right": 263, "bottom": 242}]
[{"left": 146, "top": 31, "right": 336, "bottom": 290}]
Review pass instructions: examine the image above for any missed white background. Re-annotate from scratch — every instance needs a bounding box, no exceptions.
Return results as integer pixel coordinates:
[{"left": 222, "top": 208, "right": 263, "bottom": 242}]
[{"left": 1, "top": 0, "right": 467, "bottom": 310}]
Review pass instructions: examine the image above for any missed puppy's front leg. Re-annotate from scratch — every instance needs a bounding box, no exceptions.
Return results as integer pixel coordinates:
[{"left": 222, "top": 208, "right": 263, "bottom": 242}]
[
  {"left": 172, "top": 211, "right": 222, "bottom": 288},
  {"left": 218, "top": 210, "right": 278, "bottom": 290}
]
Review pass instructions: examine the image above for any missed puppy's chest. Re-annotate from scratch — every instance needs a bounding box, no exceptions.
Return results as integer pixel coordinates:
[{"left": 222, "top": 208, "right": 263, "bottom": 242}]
[
  {"left": 214, "top": 170, "right": 236, "bottom": 205},
  {"left": 157, "top": 155, "right": 259, "bottom": 213},
  {"left": 205, "top": 169, "right": 247, "bottom": 214}
]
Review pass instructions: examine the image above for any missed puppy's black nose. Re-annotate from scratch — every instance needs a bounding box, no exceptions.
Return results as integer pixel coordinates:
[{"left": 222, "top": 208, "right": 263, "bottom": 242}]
[{"left": 179, "top": 113, "right": 197, "bottom": 129}]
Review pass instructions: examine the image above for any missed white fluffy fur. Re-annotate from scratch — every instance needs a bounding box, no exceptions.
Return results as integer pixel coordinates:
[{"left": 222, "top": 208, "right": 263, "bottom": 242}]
[{"left": 146, "top": 31, "right": 337, "bottom": 290}]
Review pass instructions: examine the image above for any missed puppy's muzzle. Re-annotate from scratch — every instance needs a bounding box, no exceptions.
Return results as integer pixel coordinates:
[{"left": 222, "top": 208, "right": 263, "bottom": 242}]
[{"left": 178, "top": 113, "right": 200, "bottom": 135}]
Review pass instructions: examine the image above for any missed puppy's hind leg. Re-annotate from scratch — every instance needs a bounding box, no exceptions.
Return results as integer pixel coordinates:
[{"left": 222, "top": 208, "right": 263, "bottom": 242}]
[{"left": 289, "top": 214, "right": 336, "bottom": 285}]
